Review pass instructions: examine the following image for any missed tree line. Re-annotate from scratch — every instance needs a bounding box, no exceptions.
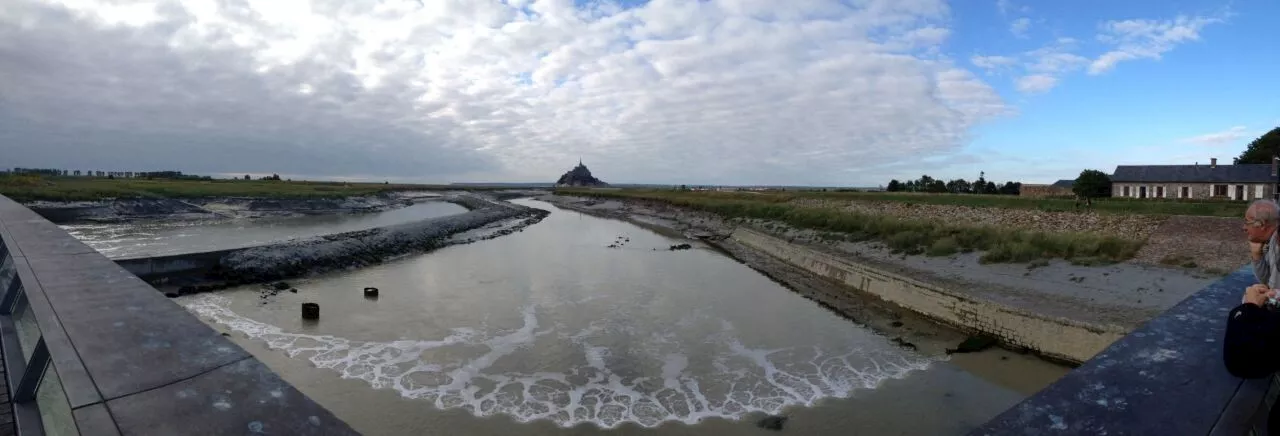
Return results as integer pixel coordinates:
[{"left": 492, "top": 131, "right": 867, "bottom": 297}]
[{"left": 885, "top": 172, "right": 1022, "bottom": 195}]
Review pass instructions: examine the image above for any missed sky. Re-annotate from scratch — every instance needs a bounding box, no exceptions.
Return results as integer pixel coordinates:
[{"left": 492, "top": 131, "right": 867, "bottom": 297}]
[{"left": 1, "top": 0, "right": 1276, "bottom": 186}]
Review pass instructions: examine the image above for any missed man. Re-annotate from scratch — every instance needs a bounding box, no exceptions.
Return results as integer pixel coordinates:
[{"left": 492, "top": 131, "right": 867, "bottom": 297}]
[
  {"left": 1225, "top": 199, "right": 1280, "bottom": 435},
  {"left": 1250, "top": 199, "right": 1280, "bottom": 288}
]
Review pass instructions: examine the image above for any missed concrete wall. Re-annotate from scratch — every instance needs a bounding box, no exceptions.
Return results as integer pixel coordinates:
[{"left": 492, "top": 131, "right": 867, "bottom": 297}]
[
  {"left": 730, "top": 228, "right": 1126, "bottom": 364},
  {"left": 115, "top": 248, "right": 242, "bottom": 281}
]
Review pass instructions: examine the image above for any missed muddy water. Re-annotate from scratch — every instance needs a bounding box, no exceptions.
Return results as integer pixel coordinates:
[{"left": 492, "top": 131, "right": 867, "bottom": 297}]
[
  {"left": 63, "top": 201, "right": 467, "bottom": 258},
  {"left": 178, "top": 199, "right": 1047, "bottom": 435}
]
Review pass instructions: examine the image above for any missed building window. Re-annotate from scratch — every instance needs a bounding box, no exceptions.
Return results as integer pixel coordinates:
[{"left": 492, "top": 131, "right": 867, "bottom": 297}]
[
  {"left": 1123, "top": 186, "right": 1130, "bottom": 197},
  {"left": 1214, "top": 185, "right": 1228, "bottom": 197},
  {"left": 1139, "top": 186, "right": 1147, "bottom": 198},
  {"left": 1181, "top": 186, "right": 1189, "bottom": 198},
  {"left": 1156, "top": 186, "right": 1164, "bottom": 198}
]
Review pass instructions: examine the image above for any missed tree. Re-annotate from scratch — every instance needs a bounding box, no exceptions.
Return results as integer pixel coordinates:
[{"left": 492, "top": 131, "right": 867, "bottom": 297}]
[
  {"left": 1234, "top": 127, "right": 1280, "bottom": 164},
  {"left": 1073, "top": 169, "right": 1112, "bottom": 198},
  {"left": 244, "top": 174, "right": 251, "bottom": 180},
  {"left": 973, "top": 171, "right": 988, "bottom": 194},
  {"left": 998, "top": 181, "right": 1021, "bottom": 195},
  {"left": 886, "top": 179, "right": 902, "bottom": 191},
  {"left": 985, "top": 181, "right": 997, "bottom": 194},
  {"left": 946, "top": 179, "right": 971, "bottom": 194},
  {"left": 927, "top": 180, "right": 947, "bottom": 193}
]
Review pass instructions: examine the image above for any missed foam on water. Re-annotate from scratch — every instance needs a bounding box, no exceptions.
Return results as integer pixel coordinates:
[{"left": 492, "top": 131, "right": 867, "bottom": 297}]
[{"left": 183, "top": 294, "right": 935, "bottom": 429}]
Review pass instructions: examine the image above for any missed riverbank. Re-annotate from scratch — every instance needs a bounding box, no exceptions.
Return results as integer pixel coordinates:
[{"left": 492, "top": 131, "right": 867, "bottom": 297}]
[
  {"left": 130, "top": 193, "right": 547, "bottom": 292},
  {"left": 540, "top": 195, "right": 1220, "bottom": 364},
  {"left": 26, "top": 190, "right": 459, "bottom": 223}
]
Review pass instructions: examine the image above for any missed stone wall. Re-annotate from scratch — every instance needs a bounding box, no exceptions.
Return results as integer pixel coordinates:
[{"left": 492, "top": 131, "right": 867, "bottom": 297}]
[
  {"left": 1018, "top": 184, "right": 1073, "bottom": 198},
  {"left": 730, "top": 228, "right": 1126, "bottom": 363}
]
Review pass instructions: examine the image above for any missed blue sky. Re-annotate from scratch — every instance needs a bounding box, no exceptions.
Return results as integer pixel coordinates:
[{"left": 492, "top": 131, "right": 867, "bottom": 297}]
[
  {"left": 1, "top": 0, "right": 1276, "bottom": 186},
  {"left": 942, "top": 0, "right": 1279, "bottom": 184}
]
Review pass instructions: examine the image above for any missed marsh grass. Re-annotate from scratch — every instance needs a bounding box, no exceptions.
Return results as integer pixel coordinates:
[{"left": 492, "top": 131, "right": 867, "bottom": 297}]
[{"left": 562, "top": 188, "right": 1146, "bottom": 264}]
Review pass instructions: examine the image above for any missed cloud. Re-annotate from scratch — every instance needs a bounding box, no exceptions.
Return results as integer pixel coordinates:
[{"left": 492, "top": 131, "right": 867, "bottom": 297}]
[
  {"left": 996, "top": 0, "right": 1030, "bottom": 16},
  {"left": 970, "top": 55, "right": 1017, "bottom": 72},
  {"left": 1009, "top": 17, "right": 1031, "bottom": 38},
  {"left": 1014, "top": 74, "right": 1057, "bottom": 94},
  {"left": 1180, "top": 126, "right": 1249, "bottom": 146},
  {"left": 1004, "top": 39, "right": 1088, "bottom": 93},
  {"left": 0, "top": 0, "right": 1006, "bottom": 186},
  {"left": 1089, "top": 15, "right": 1224, "bottom": 75}
]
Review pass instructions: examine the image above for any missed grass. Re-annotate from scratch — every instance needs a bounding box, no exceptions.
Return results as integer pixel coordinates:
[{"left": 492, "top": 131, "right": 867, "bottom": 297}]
[
  {"left": 600, "top": 188, "right": 1247, "bottom": 217},
  {"left": 560, "top": 188, "right": 1146, "bottom": 265},
  {"left": 0, "top": 175, "right": 488, "bottom": 202}
]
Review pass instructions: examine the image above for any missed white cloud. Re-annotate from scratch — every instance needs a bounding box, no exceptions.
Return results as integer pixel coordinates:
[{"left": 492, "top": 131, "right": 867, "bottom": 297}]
[
  {"left": 1015, "top": 74, "right": 1057, "bottom": 94},
  {"left": 970, "top": 55, "right": 1017, "bottom": 72},
  {"left": 1089, "top": 15, "right": 1224, "bottom": 75},
  {"left": 996, "top": 0, "right": 1030, "bottom": 16},
  {"left": 1010, "top": 17, "right": 1031, "bottom": 38},
  {"left": 1180, "top": 126, "right": 1249, "bottom": 146},
  {"left": 0, "top": 0, "right": 1007, "bottom": 186}
]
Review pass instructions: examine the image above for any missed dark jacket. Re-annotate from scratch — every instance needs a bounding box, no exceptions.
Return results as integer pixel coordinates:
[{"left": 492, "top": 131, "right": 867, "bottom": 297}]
[{"left": 1224, "top": 302, "right": 1280, "bottom": 434}]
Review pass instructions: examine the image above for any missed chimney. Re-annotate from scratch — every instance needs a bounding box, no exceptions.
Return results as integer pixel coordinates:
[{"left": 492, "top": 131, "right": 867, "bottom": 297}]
[{"left": 1210, "top": 158, "right": 1217, "bottom": 168}]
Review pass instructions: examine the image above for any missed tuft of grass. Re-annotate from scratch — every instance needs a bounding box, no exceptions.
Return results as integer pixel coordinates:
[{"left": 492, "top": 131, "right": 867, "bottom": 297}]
[
  {"left": 926, "top": 236, "right": 960, "bottom": 257},
  {"left": 1160, "top": 254, "right": 1199, "bottom": 269},
  {"left": 560, "top": 188, "right": 1147, "bottom": 264}
]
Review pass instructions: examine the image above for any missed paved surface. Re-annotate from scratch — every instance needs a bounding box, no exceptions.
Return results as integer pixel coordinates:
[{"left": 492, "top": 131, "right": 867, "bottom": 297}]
[
  {"left": 970, "top": 266, "right": 1270, "bottom": 435},
  {"left": 0, "top": 195, "right": 359, "bottom": 435}
]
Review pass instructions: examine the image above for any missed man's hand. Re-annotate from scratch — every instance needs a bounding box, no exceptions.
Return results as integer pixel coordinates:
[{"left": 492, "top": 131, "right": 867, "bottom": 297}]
[
  {"left": 1252, "top": 241, "right": 1266, "bottom": 261},
  {"left": 1244, "top": 284, "right": 1276, "bottom": 306}
]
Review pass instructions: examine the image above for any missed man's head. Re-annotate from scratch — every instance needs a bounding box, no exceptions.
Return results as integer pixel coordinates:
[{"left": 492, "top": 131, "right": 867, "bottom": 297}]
[{"left": 1245, "top": 199, "right": 1280, "bottom": 243}]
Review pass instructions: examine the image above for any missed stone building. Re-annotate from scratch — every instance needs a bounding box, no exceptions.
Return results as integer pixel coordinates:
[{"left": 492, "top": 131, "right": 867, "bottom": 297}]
[
  {"left": 1110, "top": 158, "right": 1277, "bottom": 201},
  {"left": 1020, "top": 179, "right": 1075, "bottom": 198}
]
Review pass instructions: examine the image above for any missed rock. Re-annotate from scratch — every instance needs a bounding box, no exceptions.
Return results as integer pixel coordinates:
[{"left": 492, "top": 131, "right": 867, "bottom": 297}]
[
  {"left": 289, "top": 288, "right": 298, "bottom": 293},
  {"left": 220, "top": 332, "right": 230, "bottom": 336},
  {"left": 890, "top": 321, "right": 904, "bottom": 327},
  {"left": 177, "top": 286, "right": 196, "bottom": 295},
  {"left": 668, "top": 243, "right": 693, "bottom": 251},
  {"left": 757, "top": 415, "right": 788, "bottom": 431},
  {"left": 272, "top": 281, "right": 291, "bottom": 290},
  {"left": 946, "top": 335, "right": 998, "bottom": 355},
  {"left": 364, "top": 287, "right": 379, "bottom": 297},
  {"left": 164, "top": 291, "right": 180, "bottom": 298},
  {"left": 301, "top": 303, "right": 320, "bottom": 320},
  {"left": 891, "top": 337, "right": 917, "bottom": 351}
]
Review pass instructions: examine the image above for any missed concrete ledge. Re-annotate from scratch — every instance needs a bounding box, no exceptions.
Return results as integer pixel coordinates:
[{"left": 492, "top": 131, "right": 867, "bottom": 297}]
[
  {"left": 0, "top": 194, "right": 359, "bottom": 435},
  {"left": 972, "top": 268, "right": 1269, "bottom": 435},
  {"left": 115, "top": 248, "right": 241, "bottom": 281},
  {"left": 730, "top": 228, "right": 1127, "bottom": 363}
]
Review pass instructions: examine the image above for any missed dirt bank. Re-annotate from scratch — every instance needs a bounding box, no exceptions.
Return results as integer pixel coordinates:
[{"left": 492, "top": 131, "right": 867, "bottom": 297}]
[
  {"left": 540, "top": 195, "right": 1224, "bottom": 359},
  {"left": 25, "top": 190, "right": 451, "bottom": 224}
]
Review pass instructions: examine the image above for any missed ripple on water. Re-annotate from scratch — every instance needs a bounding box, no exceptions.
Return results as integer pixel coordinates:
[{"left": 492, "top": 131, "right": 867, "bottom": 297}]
[{"left": 182, "top": 294, "right": 935, "bottom": 429}]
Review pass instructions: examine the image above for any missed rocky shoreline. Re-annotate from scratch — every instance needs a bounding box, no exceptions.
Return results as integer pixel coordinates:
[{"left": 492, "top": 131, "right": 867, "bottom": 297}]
[{"left": 152, "top": 194, "right": 548, "bottom": 294}]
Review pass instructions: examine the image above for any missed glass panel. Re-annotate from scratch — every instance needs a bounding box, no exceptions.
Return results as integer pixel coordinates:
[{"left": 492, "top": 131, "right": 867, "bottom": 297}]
[
  {"left": 13, "top": 296, "right": 40, "bottom": 362},
  {"left": 36, "top": 363, "right": 76, "bottom": 436},
  {"left": 0, "top": 254, "right": 13, "bottom": 295}
]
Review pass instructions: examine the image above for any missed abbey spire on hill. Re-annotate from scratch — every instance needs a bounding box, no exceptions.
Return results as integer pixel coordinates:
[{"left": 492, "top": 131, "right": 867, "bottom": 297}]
[{"left": 555, "top": 159, "right": 608, "bottom": 187}]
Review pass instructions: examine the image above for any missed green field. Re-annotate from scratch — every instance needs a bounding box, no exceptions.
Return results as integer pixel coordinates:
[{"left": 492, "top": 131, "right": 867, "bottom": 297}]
[
  {"left": 788, "top": 190, "right": 1247, "bottom": 217},
  {"left": 556, "top": 188, "right": 1153, "bottom": 265},
  {"left": 0, "top": 175, "right": 464, "bottom": 202}
]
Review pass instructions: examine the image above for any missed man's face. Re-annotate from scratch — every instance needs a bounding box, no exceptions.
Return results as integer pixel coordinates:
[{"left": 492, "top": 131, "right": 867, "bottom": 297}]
[{"left": 1245, "top": 210, "right": 1277, "bottom": 243}]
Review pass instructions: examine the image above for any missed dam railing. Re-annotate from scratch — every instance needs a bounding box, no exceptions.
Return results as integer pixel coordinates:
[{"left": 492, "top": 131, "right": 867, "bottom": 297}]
[
  {"left": 0, "top": 195, "right": 358, "bottom": 435},
  {"left": 972, "top": 267, "right": 1276, "bottom": 435}
]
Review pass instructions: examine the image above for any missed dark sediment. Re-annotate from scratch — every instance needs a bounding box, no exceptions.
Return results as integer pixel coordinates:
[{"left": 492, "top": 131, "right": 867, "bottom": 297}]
[{"left": 209, "top": 194, "right": 548, "bottom": 285}]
